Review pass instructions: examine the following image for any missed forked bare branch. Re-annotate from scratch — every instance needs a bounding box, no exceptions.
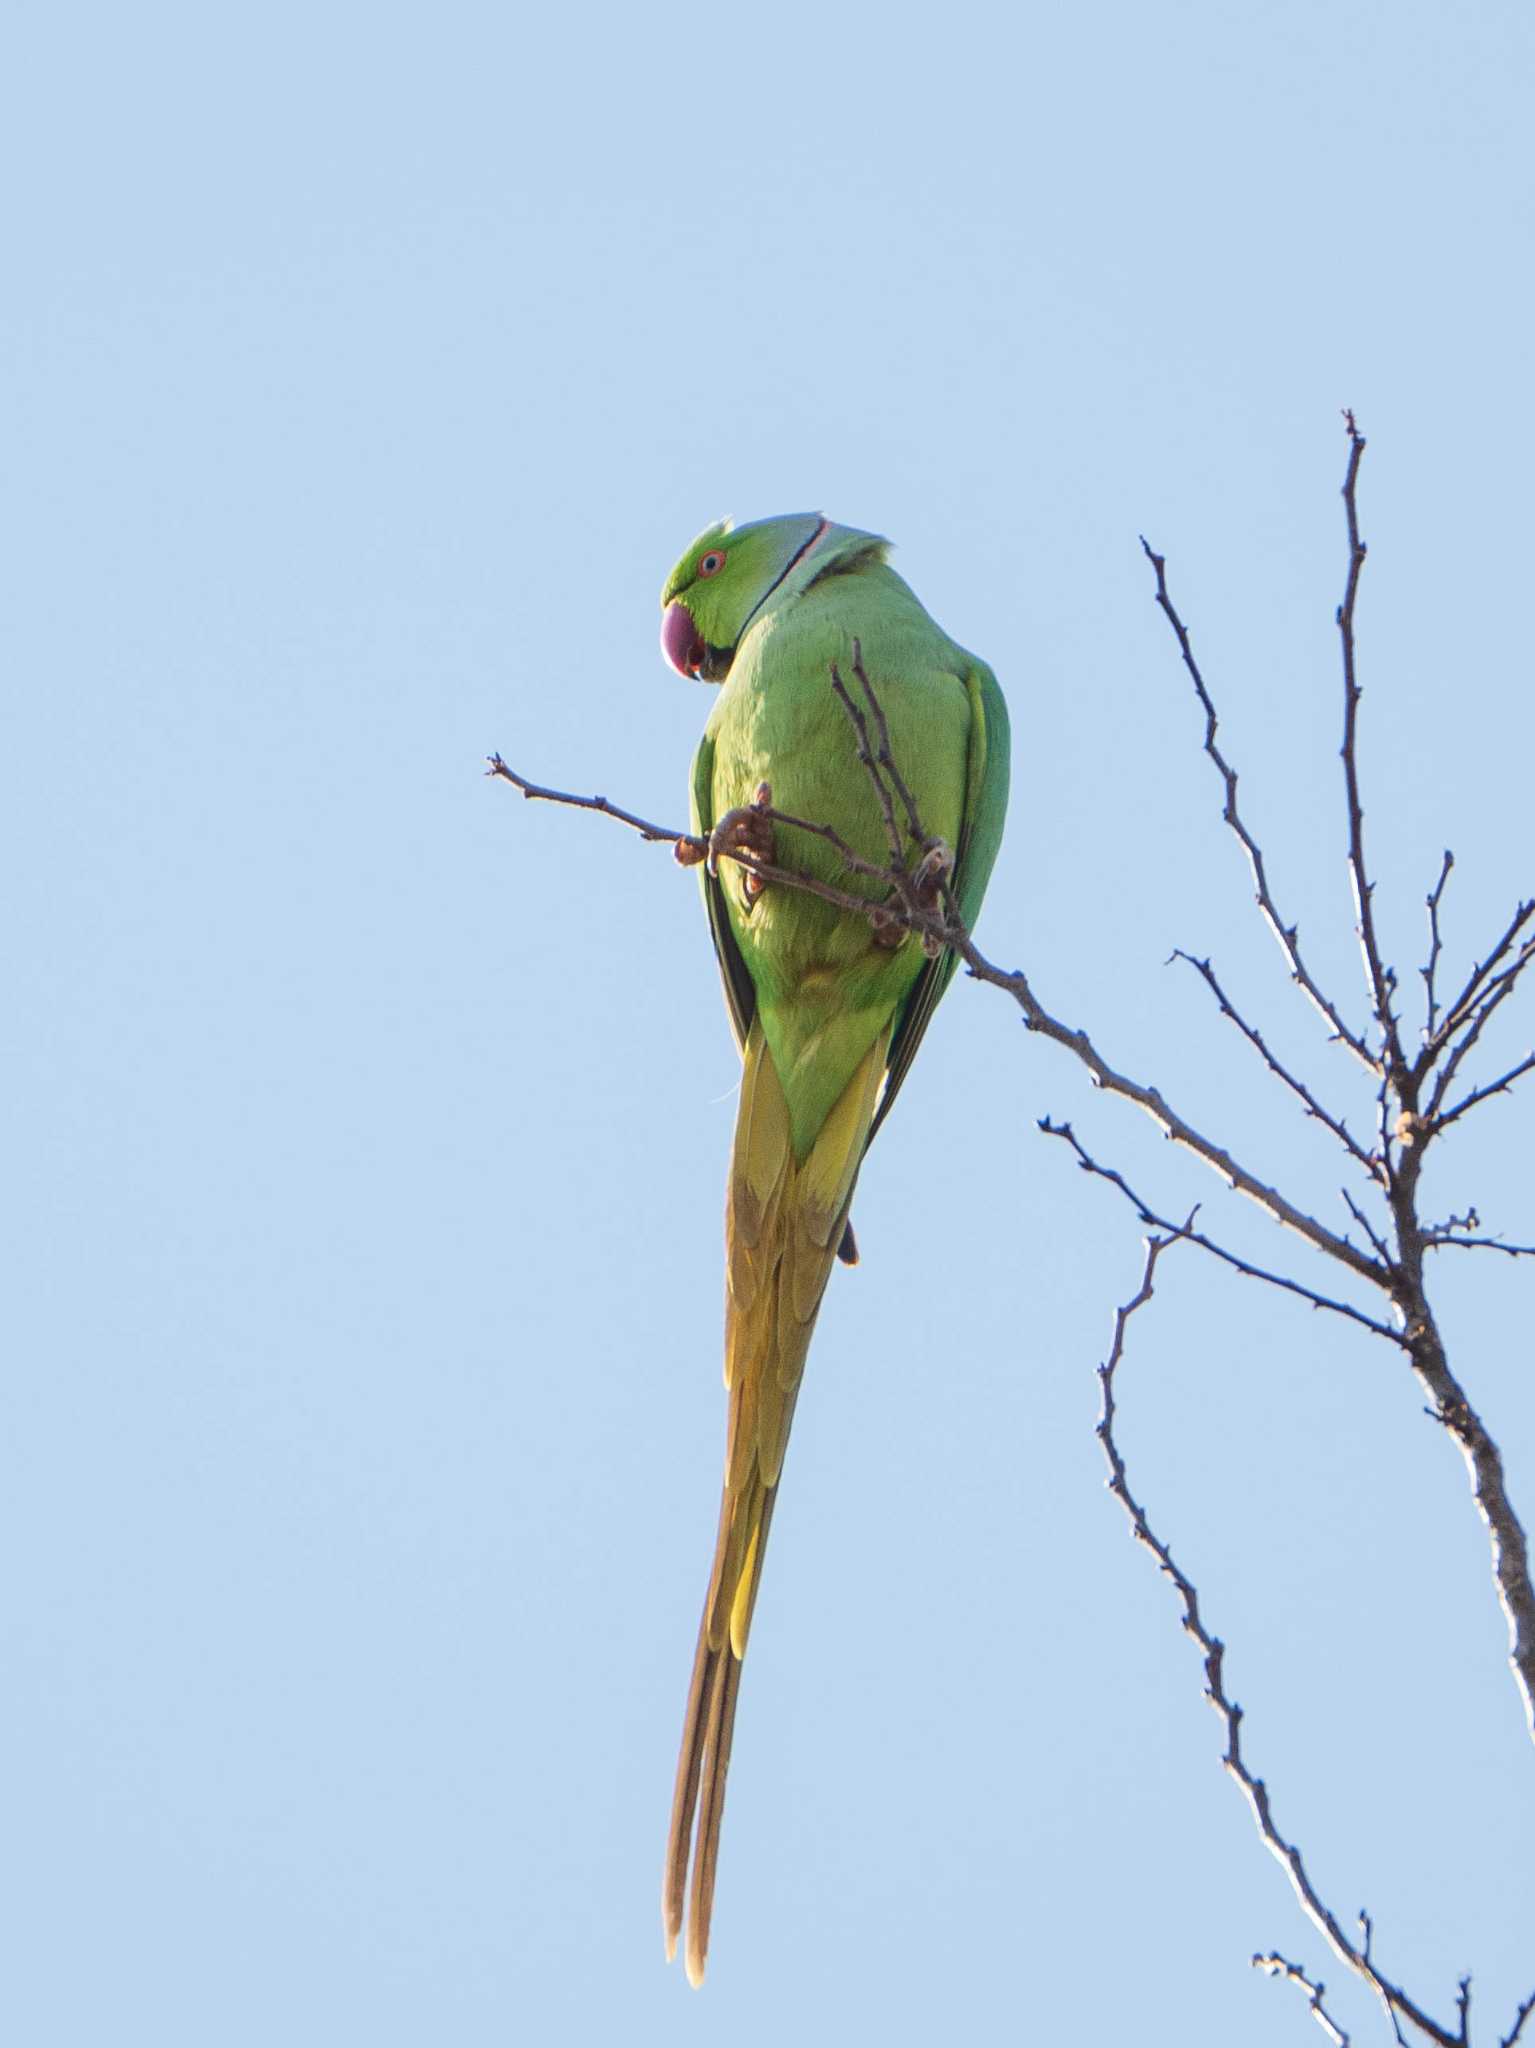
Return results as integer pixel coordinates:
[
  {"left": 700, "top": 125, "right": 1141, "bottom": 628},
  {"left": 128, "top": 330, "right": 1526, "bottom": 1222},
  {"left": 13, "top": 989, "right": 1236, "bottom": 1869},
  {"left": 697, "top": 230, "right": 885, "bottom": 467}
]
[{"left": 1098, "top": 1233, "right": 1462, "bottom": 2048}]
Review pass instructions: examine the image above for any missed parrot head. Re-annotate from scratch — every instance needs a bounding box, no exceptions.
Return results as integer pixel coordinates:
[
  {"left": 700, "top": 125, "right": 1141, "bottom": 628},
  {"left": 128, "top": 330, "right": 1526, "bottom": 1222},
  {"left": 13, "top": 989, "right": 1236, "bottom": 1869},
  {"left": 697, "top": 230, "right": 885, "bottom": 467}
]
[{"left": 659, "top": 513, "right": 832, "bottom": 682}]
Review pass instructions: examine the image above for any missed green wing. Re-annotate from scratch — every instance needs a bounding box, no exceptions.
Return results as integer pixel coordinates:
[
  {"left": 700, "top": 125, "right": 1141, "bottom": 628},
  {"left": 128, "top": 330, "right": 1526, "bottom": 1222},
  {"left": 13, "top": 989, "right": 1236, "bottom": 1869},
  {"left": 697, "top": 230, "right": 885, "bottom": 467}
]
[
  {"left": 867, "top": 655, "right": 1010, "bottom": 1145},
  {"left": 690, "top": 725, "right": 756, "bottom": 1056},
  {"left": 691, "top": 721, "right": 866, "bottom": 1264}
]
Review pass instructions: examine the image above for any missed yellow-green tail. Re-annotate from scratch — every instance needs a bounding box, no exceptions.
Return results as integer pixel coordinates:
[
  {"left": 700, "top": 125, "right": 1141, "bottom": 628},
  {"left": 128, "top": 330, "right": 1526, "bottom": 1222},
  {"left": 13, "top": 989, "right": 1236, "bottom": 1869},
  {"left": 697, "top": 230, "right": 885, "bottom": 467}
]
[{"left": 663, "top": 1018, "right": 890, "bottom": 1986}]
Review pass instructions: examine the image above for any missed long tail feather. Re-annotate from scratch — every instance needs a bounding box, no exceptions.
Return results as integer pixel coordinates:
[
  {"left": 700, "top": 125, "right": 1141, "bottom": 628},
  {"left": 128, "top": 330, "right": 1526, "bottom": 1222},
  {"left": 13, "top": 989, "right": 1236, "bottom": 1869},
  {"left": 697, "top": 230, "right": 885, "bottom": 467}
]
[{"left": 663, "top": 1019, "right": 889, "bottom": 1984}]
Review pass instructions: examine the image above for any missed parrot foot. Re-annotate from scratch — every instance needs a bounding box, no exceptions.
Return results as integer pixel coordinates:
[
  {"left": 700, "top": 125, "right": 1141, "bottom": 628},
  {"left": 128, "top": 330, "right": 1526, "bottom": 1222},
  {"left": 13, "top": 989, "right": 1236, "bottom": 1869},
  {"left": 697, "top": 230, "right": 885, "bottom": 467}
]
[
  {"left": 708, "top": 783, "right": 776, "bottom": 900},
  {"left": 869, "top": 903, "right": 907, "bottom": 950},
  {"left": 870, "top": 839, "right": 956, "bottom": 952},
  {"left": 674, "top": 836, "right": 707, "bottom": 868},
  {"left": 914, "top": 839, "right": 955, "bottom": 888},
  {"left": 913, "top": 840, "right": 954, "bottom": 957}
]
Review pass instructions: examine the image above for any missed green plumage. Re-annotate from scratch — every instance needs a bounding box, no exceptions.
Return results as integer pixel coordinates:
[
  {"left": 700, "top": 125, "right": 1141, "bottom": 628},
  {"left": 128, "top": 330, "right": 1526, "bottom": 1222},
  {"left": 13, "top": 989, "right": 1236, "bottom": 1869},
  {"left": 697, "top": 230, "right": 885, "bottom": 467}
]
[{"left": 659, "top": 513, "right": 1010, "bottom": 1984}]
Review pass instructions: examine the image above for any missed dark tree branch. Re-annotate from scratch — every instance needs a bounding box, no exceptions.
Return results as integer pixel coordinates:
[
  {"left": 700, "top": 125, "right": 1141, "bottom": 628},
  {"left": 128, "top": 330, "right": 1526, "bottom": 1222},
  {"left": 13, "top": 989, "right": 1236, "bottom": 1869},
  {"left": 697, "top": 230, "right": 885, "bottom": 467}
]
[
  {"left": 837, "top": 639, "right": 933, "bottom": 852},
  {"left": 485, "top": 754, "right": 701, "bottom": 847},
  {"left": 1501, "top": 1989, "right": 1535, "bottom": 2048},
  {"left": 1421, "top": 903, "right": 1535, "bottom": 1079},
  {"left": 1386, "top": 1188, "right": 1535, "bottom": 1737},
  {"left": 1041, "top": 1118, "right": 1401, "bottom": 1341},
  {"left": 1342, "top": 1187, "right": 1395, "bottom": 1267},
  {"left": 486, "top": 756, "right": 933, "bottom": 934},
  {"left": 1337, "top": 415, "right": 1407, "bottom": 1089},
  {"left": 1422, "top": 851, "right": 1455, "bottom": 1045},
  {"left": 830, "top": 663, "right": 912, "bottom": 872},
  {"left": 1139, "top": 535, "right": 1378, "bottom": 1073},
  {"left": 1171, "top": 948, "right": 1379, "bottom": 1174},
  {"left": 1098, "top": 1234, "right": 1462, "bottom": 2048},
  {"left": 1360, "top": 1910, "right": 1413, "bottom": 2048},
  {"left": 1423, "top": 1233, "right": 1535, "bottom": 1259},
  {"left": 1430, "top": 950, "right": 1535, "bottom": 1123},
  {"left": 1434, "top": 1051, "right": 1535, "bottom": 1134}
]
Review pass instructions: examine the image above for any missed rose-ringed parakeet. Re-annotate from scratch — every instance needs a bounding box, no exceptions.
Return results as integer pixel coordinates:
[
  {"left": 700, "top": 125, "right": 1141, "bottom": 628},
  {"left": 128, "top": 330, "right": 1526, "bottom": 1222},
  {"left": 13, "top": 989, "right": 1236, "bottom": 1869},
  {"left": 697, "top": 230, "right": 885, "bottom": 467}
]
[{"left": 658, "top": 513, "right": 1010, "bottom": 1984}]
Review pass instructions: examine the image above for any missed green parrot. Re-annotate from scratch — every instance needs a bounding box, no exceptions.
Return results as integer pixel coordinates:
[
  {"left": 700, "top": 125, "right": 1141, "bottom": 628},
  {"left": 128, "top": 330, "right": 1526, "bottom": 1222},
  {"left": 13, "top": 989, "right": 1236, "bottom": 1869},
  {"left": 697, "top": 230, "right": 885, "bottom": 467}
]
[{"left": 657, "top": 513, "right": 1010, "bottom": 1984}]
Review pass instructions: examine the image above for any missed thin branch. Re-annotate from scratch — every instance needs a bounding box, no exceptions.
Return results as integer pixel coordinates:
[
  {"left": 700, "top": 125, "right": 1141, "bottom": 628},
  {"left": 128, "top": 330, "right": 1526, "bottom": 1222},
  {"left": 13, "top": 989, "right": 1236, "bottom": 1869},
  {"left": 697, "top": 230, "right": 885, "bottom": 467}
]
[
  {"left": 1361, "top": 1911, "right": 1412, "bottom": 2048},
  {"left": 1423, "top": 1233, "right": 1535, "bottom": 1259},
  {"left": 1395, "top": 1277, "right": 1535, "bottom": 1739},
  {"left": 1419, "top": 901, "right": 1535, "bottom": 1080},
  {"left": 1422, "top": 851, "right": 1454, "bottom": 1044},
  {"left": 1098, "top": 1235, "right": 1458, "bottom": 2048},
  {"left": 1337, "top": 414, "right": 1405, "bottom": 1086},
  {"left": 1042, "top": 1118, "right": 1401, "bottom": 1341},
  {"left": 828, "top": 655, "right": 909, "bottom": 871},
  {"left": 1501, "top": 1989, "right": 1535, "bottom": 2048},
  {"left": 1342, "top": 1188, "right": 1395, "bottom": 1268},
  {"left": 486, "top": 755, "right": 701, "bottom": 847},
  {"left": 847, "top": 638, "right": 930, "bottom": 848},
  {"left": 1418, "top": 1205, "right": 1535, "bottom": 1257},
  {"left": 1171, "top": 948, "right": 1379, "bottom": 1174},
  {"left": 964, "top": 936, "right": 1392, "bottom": 1288},
  {"left": 1253, "top": 1952, "right": 1351, "bottom": 2048},
  {"left": 1139, "top": 536, "right": 1378, "bottom": 1073},
  {"left": 1434, "top": 1051, "right": 1535, "bottom": 1134},
  {"left": 1430, "top": 948, "right": 1535, "bottom": 1120},
  {"left": 487, "top": 755, "right": 928, "bottom": 934}
]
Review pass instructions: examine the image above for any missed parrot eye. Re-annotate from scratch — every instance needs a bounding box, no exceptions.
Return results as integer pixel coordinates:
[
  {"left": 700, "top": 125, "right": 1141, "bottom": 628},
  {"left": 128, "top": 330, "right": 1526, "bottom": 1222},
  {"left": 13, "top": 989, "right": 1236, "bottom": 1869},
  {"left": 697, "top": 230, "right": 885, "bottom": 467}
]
[{"left": 697, "top": 550, "right": 726, "bottom": 579}]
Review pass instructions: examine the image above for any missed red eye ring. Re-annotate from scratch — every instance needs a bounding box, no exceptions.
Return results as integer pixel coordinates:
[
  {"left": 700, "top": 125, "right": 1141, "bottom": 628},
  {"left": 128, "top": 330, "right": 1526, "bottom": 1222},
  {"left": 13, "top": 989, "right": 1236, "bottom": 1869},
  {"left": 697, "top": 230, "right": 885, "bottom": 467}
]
[{"left": 698, "top": 549, "right": 725, "bottom": 578}]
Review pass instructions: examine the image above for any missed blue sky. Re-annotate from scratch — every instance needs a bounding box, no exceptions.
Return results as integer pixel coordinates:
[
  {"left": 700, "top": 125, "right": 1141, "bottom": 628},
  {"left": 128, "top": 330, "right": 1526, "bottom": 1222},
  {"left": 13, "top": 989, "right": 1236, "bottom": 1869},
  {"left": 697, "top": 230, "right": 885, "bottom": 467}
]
[{"left": 5, "top": 3, "right": 1533, "bottom": 2042}]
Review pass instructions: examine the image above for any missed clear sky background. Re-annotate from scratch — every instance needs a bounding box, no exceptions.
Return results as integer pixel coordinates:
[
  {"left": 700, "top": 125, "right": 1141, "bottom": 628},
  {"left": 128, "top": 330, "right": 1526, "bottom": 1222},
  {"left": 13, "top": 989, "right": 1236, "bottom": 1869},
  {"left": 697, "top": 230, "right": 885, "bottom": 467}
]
[{"left": 5, "top": 3, "right": 1533, "bottom": 2043}]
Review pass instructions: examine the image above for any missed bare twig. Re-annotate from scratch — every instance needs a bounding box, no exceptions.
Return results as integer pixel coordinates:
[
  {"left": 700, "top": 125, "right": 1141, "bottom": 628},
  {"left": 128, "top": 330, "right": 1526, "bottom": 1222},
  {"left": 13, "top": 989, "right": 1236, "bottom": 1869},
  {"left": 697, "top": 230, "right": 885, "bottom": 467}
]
[
  {"left": 1418, "top": 903, "right": 1535, "bottom": 1083},
  {"left": 847, "top": 637, "right": 931, "bottom": 848},
  {"left": 1422, "top": 851, "right": 1454, "bottom": 1044},
  {"left": 1342, "top": 1188, "right": 1394, "bottom": 1267},
  {"left": 486, "top": 754, "right": 702, "bottom": 847},
  {"left": 828, "top": 654, "right": 909, "bottom": 871},
  {"left": 1139, "top": 536, "right": 1378, "bottom": 1073},
  {"left": 1424, "top": 1234, "right": 1535, "bottom": 1258},
  {"left": 1337, "top": 415, "right": 1406, "bottom": 1087},
  {"left": 1098, "top": 1235, "right": 1460, "bottom": 2048},
  {"left": 1171, "top": 948, "right": 1378, "bottom": 1173},
  {"left": 1042, "top": 1118, "right": 1401, "bottom": 1341},
  {"left": 487, "top": 756, "right": 931, "bottom": 935},
  {"left": 1431, "top": 962, "right": 1535, "bottom": 1120},
  {"left": 963, "top": 940, "right": 1392, "bottom": 1287},
  {"left": 1360, "top": 1911, "right": 1412, "bottom": 2048},
  {"left": 1434, "top": 1051, "right": 1535, "bottom": 1133},
  {"left": 1501, "top": 1988, "right": 1535, "bottom": 2048},
  {"left": 1253, "top": 1952, "right": 1351, "bottom": 2047}
]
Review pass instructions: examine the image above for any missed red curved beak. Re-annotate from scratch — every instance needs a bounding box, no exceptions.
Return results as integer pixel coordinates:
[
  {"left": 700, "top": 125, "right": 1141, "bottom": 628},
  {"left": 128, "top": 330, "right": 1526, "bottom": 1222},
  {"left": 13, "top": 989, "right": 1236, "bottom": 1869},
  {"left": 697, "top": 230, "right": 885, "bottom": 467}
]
[{"left": 660, "top": 600, "right": 708, "bottom": 678}]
